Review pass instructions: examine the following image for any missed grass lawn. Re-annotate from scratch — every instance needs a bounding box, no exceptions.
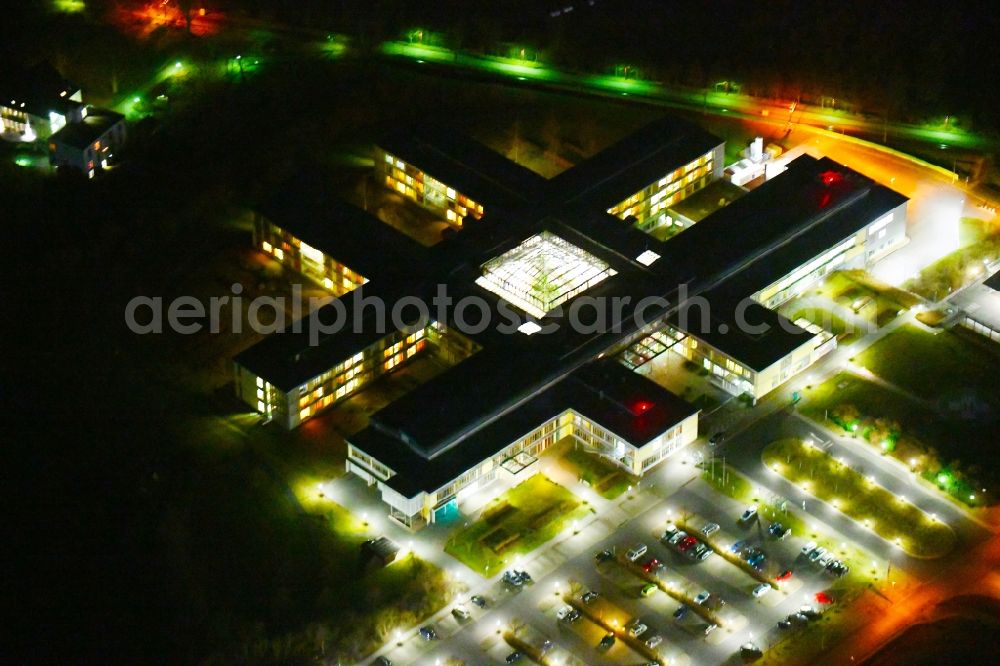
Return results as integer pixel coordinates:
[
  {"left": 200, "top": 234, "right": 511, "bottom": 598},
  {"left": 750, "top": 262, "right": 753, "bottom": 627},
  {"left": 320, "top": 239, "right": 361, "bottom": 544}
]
[
  {"left": 563, "top": 445, "right": 636, "bottom": 499},
  {"left": 445, "top": 474, "right": 589, "bottom": 575},
  {"left": 763, "top": 439, "right": 956, "bottom": 558},
  {"left": 817, "top": 270, "right": 916, "bottom": 328},
  {"left": 801, "top": 372, "right": 993, "bottom": 506},
  {"left": 856, "top": 324, "right": 1000, "bottom": 407}
]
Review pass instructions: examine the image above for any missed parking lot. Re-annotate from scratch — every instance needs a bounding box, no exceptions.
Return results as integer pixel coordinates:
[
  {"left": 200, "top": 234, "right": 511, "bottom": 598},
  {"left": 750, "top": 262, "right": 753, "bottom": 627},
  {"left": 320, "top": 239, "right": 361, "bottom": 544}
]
[{"left": 368, "top": 444, "right": 891, "bottom": 666}]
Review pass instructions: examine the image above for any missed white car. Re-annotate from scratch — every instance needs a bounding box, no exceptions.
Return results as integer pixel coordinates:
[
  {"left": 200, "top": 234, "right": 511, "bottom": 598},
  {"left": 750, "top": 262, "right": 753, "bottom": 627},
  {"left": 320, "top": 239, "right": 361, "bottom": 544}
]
[
  {"left": 801, "top": 540, "right": 817, "bottom": 556},
  {"left": 645, "top": 634, "right": 663, "bottom": 648},
  {"left": 694, "top": 591, "right": 711, "bottom": 605},
  {"left": 704, "top": 623, "right": 718, "bottom": 636},
  {"left": 701, "top": 522, "right": 720, "bottom": 536},
  {"left": 740, "top": 506, "right": 758, "bottom": 522},
  {"left": 752, "top": 583, "right": 773, "bottom": 598},
  {"left": 556, "top": 605, "right": 574, "bottom": 621},
  {"left": 626, "top": 543, "right": 648, "bottom": 562},
  {"left": 626, "top": 621, "right": 648, "bottom": 637}
]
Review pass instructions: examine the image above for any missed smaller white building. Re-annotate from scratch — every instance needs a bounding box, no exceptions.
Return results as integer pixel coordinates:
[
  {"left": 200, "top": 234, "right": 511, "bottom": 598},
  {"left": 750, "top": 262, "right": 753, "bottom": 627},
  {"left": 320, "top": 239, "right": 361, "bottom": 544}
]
[{"left": 48, "top": 109, "right": 126, "bottom": 178}]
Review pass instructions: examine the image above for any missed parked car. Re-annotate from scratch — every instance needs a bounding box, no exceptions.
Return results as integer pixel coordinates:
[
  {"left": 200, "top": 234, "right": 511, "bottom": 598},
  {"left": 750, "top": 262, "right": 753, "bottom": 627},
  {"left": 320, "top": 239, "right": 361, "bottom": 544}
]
[
  {"left": 801, "top": 540, "right": 817, "bottom": 557},
  {"left": 678, "top": 536, "right": 698, "bottom": 553},
  {"left": 752, "top": 583, "right": 773, "bottom": 598},
  {"left": 695, "top": 544, "right": 713, "bottom": 561},
  {"left": 514, "top": 569, "right": 532, "bottom": 583},
  {"left": 777, "top": 619, "right": 793, "bottom": 629},
  {"left": 673, "top": 605, "right": 690, "bottom": 620},
  {"left": 557, "top": 605, "right": 580, "bottom": 623},
  {"left": 704, "top": 623, "right": 718, "bottom": 636},
  {"left": 799, "top": 606, "right": 821, "bottom": 619},
  {"left": 663, "top": 523, "right": 679, "bottom": 540},
  {"left": 418, "top": 626, "right": 438, "bottom": 640},
  {"left": 669, "top": 531, "right": 688, "bottom": 545},
  {"left": 374, "top": 657, "right": 393, "bottom": 666},
  {"left": 599, "top": 633, "right": 616, "bottom": 649},
  {"left": 740, "top": 506, "right": 758, "bottom": 522},
  {"left": 641, "top": 583, "right": 658, "bottom": 597},
  {"left": 502, "top": 570, "right": 524, "bottom": 587},
  {"left": 767, "top": 522, "right": 789, "bottom": 538},
  {"left": 541, "top": 639, "right": 553, "bottom": 653},
  {"left": 808, "top": 547, "right": 828, "bottom": 564},
  {"left": 709, "top": 431, "right": 726, "bottom": 446},
  {"left": 452, "top": 605, "right": 471, "bottom": 621},
  {"left": 694, "top": 591, "right": 711, "bottom": 605},
  {"left": 747, "top": 552, "right": 766, "bottom": 568},
  {"left": 775, "top": 569, "right": 793, "bottom": 582},
  {"left": 582, "top": 590, "right": 600, "bottom": 604},
  {"left": 818, "top": 552, "right": 835, "bottom": 568},
  {"left": 645, "top": 634, "right": 663, "bottom": 648},
  {"left": 626, "top": 620, "right": 648, "bottom": 637},
  {"left": 642, "top": 557, "right": 663, "bottom": 573},
  {"left": 471, "top": 594, "right": 488, "bottom": 608},
  {"left": 730, "top": 539, "right": 750, "bottom": 554},
  {"left": 626, "top": 543, "right": 649, "bottom": 561},
  {"left": 790, "top": 613, "right": 809, "bottom": 624},
  {"left": 505, "top": 651, "right": 523, "bottom": 663},
  {"left": 701, "top": 522, "right": 720, "bottom": 536},
  {"left": 595, "top": 548, "right": 614, "bottom": 563}
]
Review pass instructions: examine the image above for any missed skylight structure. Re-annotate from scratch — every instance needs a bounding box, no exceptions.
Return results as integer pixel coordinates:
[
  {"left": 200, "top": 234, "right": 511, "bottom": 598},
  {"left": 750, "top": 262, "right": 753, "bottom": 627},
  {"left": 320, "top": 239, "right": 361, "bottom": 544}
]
[{"left": 475, "top": 231, "right": 617, "bottom": 317}]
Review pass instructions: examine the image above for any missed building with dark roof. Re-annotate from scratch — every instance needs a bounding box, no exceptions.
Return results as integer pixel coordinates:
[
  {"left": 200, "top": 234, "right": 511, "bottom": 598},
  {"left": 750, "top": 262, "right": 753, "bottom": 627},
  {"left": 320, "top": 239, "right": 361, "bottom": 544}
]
[
  {"left": 376, "top": 124, "right": 547, "bottom": 227},
  {"left": 232, "top": 117, "right": 908, "bottom": 528},
  {"left": 1, "top": 62, "right": 84, "bottom": 141},
  {"left": 48, "top": 108, "right": 126, "bottom": 176}
]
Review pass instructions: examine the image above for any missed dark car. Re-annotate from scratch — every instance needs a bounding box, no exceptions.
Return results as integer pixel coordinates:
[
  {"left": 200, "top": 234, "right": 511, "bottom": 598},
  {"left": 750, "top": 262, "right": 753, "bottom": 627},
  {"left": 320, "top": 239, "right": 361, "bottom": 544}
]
[
  {"left": 709, "top": 431, "right": 725, "bottom": 446},
  {"left": 595, "top": 548, "right": 615, "bottom": 563},
  {"left": 418, "top": 626, "right": 437, "bottom": 640},
  {"left": 673, "top": 605, "right": 690, "bottom": 620},
  {"left": 374, "top": 657, "right": 393, "bottom": 666},
  {"left": 471, "top": 594, "right": 488, "bottom": 608},
  {"left": 599, "top": 633, "right": 616, "bottom": 649},
  {"left": 505, "top": 652, "right": 523, "bottom": 663}
]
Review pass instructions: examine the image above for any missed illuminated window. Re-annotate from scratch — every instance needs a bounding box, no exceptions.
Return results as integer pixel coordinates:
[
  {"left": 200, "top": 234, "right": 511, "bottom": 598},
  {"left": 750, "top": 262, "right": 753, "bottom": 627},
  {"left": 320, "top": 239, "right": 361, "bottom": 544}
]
[
  {"left": 275, "top": 248, "right": 284, "bottom": 260},
  {"left": 256, "top": 377, "right": 264, "bottom": 388},
  {"left": 323, "top": 277, "right": 333, "bottom": 290},
  {"left": 256, "top": 388, "right": 264, "bottom": 400},
  {"left": 300, "top": 241, "right": 324, "bottom": 264},
  {"left": 446, "top": 209, "right": 457, "bottom": 222},
  {"left": 257, "top": 400, "right": 266, "bottom": 412},
  {"left": 446, "top": 187, "right": 456, "bottom": 199},
  {"left": 384, "top": 153, "right": 393, "bottom": 164},
  {"left": 300, "top": 407, "right": 310, "bottom": 420}
]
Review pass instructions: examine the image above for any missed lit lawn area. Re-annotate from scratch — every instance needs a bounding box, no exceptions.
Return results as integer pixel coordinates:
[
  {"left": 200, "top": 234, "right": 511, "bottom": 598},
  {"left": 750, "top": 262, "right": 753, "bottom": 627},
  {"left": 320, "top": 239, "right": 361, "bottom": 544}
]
[
  {"left": 819, "top": 270, "right": 917, "bottom": 328},
  {"left": 855, "top": 324, "right": 1000, "bottom": 407},
  {"left": 787, "top": 305, "right": 862, "bottom": 345},
  {"left": 905, "top": 226, "right": 1000, "bottom": 299},
  {"left": 445, "top": 474, "right": 590, "bottom": 576},
  {"left": 763, "top": 439, "right": 956, "bottom": 558},
  {"left": 801, "top": 372, "right": 993, "bottom": 506},
  {"left": 562, "top": 445, "right": 636, "bottom": 499}
]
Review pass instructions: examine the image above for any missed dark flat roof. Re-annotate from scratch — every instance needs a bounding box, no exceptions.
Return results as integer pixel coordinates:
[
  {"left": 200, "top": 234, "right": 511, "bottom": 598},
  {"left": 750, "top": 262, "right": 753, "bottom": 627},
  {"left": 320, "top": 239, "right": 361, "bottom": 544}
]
[
  {"left": 1, "top": 62, "right": 81, "bottom": 119},
  {"left": 984, "top": 270, "right": 1000, "bottom": 292},
  {"left": 663, "top": 155, "right": 908, "bottom": 296},
  {"left": 378, "top": 125, "right": 547, "bottom": 208},
  {"left": 669, "top": 295, "right": 816, "bottom": 372},
  {"left": 547, "top": 116, "right": 723, "bottom": 210},
  {"left": 233, "top": 281, "right": 433, "bottom": 392},
  {"left": 351, "top": 359, "right": 698, "bottom": 497},
  {"left": 257, "top": 173, "right": 431, "bottom": 281},
  {"left": 50, "top": 109, "right": 124, "bottom": 150}
]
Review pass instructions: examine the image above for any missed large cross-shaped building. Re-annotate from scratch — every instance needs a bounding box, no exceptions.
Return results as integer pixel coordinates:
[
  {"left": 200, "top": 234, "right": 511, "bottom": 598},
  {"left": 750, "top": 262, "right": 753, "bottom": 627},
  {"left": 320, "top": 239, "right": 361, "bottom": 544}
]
[{"left": 234, "top": 116, "right": 907, "bottom": 528}]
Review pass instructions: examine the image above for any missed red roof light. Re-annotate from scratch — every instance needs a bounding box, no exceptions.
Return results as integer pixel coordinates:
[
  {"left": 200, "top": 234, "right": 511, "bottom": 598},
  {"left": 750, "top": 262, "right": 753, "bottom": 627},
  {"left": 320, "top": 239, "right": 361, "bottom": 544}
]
[
  {"left": 632, "top": 400, "right": 654, "bottom": 415},
  {"left": 820, "top": 170, "right": 843, "bottom": 186}
]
